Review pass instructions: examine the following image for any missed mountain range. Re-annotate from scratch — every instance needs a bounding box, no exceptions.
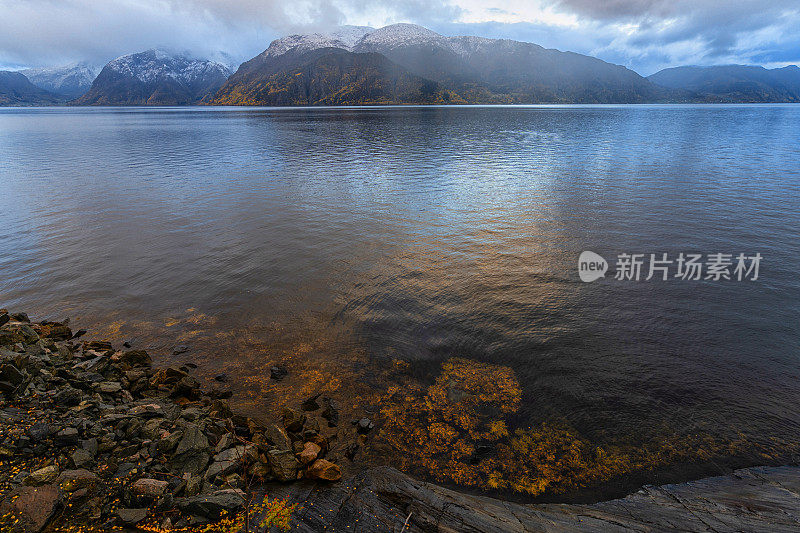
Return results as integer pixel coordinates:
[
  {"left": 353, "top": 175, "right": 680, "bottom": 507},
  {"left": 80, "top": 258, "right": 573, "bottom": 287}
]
[
  {"left": 73, "top": 49, "right": 231, "bottom": 105},
  {"left": 2, "top": 24, "right": 799, "bottom": 106},
  {"left": 648, "top": 65, "right": 800, "bottom": 102},
  {"left": 21, "top": 62, "right": 100, "bottom": 99},
  {"left": 212, "top": 24, "right": 678, "bottom": 105}
]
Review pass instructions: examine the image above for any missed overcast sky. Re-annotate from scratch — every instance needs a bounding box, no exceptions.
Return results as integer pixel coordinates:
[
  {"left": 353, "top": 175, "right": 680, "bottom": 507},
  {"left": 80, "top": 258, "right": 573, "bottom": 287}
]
[{"left": 1, "top": 0, "right": 798, "bottom": 75}]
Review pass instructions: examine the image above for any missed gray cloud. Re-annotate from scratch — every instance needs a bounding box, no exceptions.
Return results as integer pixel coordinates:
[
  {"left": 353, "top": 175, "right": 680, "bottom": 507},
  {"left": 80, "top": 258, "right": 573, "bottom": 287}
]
[
  {"left": 0, "top": 0, "right": 797, "bottom": 75},
  {"left": 0, "top": 0, "right": 460, "bottom": 69}
]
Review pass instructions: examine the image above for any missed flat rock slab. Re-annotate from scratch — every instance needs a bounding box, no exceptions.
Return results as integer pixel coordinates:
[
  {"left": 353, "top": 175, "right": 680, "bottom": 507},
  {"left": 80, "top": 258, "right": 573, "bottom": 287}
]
[
  {"left": 265, "top": 465, "right": 800, "bottom": 532},
  {"left": 0, "top": 484, "right": 62, "bottom": 532}
]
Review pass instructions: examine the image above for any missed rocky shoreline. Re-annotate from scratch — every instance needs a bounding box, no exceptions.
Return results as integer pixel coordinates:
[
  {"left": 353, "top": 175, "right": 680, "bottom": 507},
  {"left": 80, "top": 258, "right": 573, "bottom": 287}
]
[
  {"left": 2, "top": 310, "right": 799, "bottom": 532},
  {"left": 0, "top": 310, "right": 358, "bottom": 532}
]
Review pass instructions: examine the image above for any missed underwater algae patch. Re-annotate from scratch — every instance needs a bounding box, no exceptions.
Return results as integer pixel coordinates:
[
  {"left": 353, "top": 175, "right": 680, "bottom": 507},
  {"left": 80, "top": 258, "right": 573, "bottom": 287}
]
[
  {"left": 372, "top": 357, "right": 794, "bottom": 497},
  {"left": 60, "top": 310, "right": 799, "bottom": 500}
]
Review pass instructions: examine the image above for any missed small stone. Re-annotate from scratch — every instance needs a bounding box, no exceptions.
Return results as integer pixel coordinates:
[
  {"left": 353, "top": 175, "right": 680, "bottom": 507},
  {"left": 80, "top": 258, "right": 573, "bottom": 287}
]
[
  {"left": 214, "top": 373, "right": 228, "bottom": 382},
  {"left": 26, "top": 465, "right": 60, "bottom": 486},
  {"left": 321, "top": 398, "right": 340, "bottom": 426},
  {"left": 132, "top": 478, "right": 169, "bottom": 498},
  {"left": 57, "top": 469, "right": 99, "bottom": 492},
  {"left": 55, "top": 427, "right": 79, "bottom": 446},
  {"left": 27, "top": 422, "right": 52, "bottom": 442},
  {"left": 184, "top": 475, "right": 202, "bottom": 497},
  {"left": 264, "top": 424, "right": 292, "bottom": 452},
  {"left": 54, "top": 387, "right": 82, "bottom": 407},
  {"left": 181, "top": 407, "right": 201, "bottom": 421},
  {"left": 267, "top": 449, "right": 300, "bottom": 482},
  {"left": 117, "top": 350, "right": 151, "bottom": 367},
  {"left": 117, "top": 507, "right": 148, "bottom": 525},
  {"left": 301, "top": 393, "right": 321, "bottom": 411},
  {"left": 81, "top": 438, "right": 99, "bottom": 456},
  {"left": 306, "top": 459, "right": 341, "bottom": 481},
  {"left": 177, "top": 490, "right": 243, "bottom": 520},
  {"left": 270, "top": 365, "right": 287, "bottom": 381},
  {"left": 298, "top": 442, "right": 321, "bottom": 464},
  {"left": 97, "top": 381, "right": 122, "bottom": 394},
  {"left": 356, "top": 418, "right": 374, "bottom": 434},
  {"left": 37, "top": 322, "right": 72, "bottom": 341},
  {"left": 10, "top": 312, "right": 30, "bottom": 322},
  {"left": 70, "top": 449, "right": 93, "bottom": 469},
  {"left": 71, "top": 329, "right": 87, "bottom": 339},
  {"left": 282, "top": 408, "right": 305, "bottom": 432}
]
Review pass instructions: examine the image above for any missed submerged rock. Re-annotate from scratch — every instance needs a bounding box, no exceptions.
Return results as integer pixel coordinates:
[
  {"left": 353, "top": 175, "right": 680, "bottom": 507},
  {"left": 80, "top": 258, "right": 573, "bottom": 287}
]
[
  {"left": 282, "top": 407, "right": 305, "bottom": 432},
  {"left": 270, "top": 365, "right": 288, "bottom": 381}
]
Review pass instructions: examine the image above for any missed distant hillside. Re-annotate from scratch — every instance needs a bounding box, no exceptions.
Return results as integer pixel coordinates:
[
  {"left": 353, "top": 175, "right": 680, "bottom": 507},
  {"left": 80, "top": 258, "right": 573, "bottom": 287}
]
[
  {"left": 351, "top": 24, "right": 676, "bottom": 104},
  {"left": 648, "top": 65, "right": 800, "bottom": 102},
  {"left": 22, "top": 62, "right": 99, "bottom": 99},
  {"left": 0, "top": 71, "right": 62, "bottom": 105},
  {"left": 74, "top": 49, "right": 231, "bottom": 105},
  {"left": 212, "top": 23, "right": 682, "bottom": 106}
]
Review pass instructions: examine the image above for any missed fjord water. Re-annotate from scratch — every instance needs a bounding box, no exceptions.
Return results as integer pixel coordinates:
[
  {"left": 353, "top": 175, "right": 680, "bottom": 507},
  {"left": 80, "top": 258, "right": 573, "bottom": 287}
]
[{"left": 2, "top": 105, "right": 800, "bottom": 491}]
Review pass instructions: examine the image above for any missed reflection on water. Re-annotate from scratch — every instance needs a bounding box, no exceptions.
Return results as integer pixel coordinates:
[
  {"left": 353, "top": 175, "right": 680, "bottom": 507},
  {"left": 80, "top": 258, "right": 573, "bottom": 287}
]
[{"left": 1, "top": 105, "right": 800, "bottom": 499}]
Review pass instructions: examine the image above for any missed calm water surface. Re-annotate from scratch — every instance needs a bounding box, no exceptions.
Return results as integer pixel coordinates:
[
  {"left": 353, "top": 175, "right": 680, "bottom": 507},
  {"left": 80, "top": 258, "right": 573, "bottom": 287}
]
[{"left": 1, "top": 105, "right": 799, "bottom": 493}]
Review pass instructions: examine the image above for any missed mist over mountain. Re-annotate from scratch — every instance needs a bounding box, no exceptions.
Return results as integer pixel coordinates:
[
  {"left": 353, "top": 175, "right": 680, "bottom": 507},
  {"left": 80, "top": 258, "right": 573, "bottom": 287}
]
[
  {"left": 4, "top": 24, "right": 800, "bottom": 106},
  {"left": 74, "top": 49, "right": 231, "bottom": 105},
  {"left": 21, "top": 62, "right": 99, "bottom": 99},
  {"left": 648, "top": 65, "right": 800, "bottom": 102},
  {"left": 214, "top": 24, "right": 681, "bottom": 105},
  {"left": 0, "top": 70, "right": 61, "bottom": 105}
]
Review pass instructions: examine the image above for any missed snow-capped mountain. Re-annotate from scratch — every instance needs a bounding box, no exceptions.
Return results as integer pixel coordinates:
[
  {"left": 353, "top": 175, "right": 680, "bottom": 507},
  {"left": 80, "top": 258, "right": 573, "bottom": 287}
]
[
  {"left": 263, "top": 24, "right": 542, "bottom": 60},
  {"left": 215, "top": 23, "right": 678, "bottom": 105},
  {"left": 21, "top": 61, "right": 99, "bottom": 99},
  {"left": 263, "top": 26, "right": 374, "bottom": 57},
  {"left": 354, "top": 23, "right": 449, "bottom": 51},
  {"left": 103, "top": 49, "right": 230, "bottom": 85},
  {"left": 74, "top": 49, "right": 231, "bottom": 105}
]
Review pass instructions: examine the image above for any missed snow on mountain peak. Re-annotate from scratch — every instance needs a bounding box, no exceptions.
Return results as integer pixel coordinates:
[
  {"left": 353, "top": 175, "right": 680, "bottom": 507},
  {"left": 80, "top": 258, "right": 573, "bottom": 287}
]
[
  {"left": 261, "top": 23, "right": 516, "bottom": 60},
  {"left": 21, "top": 61, "right": 100, "bottom": 97},
  {"left": 264, "top": 26, "right": 375, "bottom": 57},
  {"left": 354, "top": 23, "right": 447, "bottom": 48},
  {"left": 106, "top": 49, "right": 230, "bottom": 84},
  {"left": 23, "top": 62, "right": 98, "bottom": 84}
]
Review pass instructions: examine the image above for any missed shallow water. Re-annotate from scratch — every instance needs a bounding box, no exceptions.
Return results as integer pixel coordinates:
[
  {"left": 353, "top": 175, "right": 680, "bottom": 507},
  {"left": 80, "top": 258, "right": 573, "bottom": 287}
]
[{"left": 2, "top": 105, "right": 800, "bottom": 495}]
